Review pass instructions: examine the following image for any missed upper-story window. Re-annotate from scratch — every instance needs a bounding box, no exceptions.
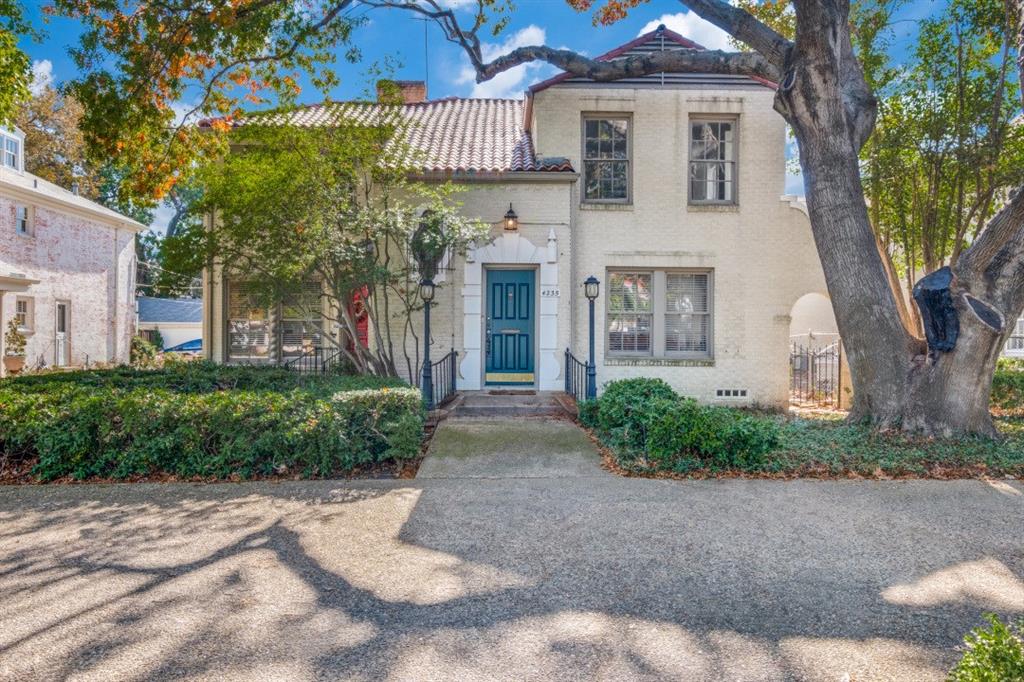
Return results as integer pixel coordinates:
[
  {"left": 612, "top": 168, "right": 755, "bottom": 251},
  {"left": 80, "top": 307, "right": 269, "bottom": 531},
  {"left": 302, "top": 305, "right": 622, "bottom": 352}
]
[
  {"left": 583, "top": 116, "right": 630, "bottom": 203},
  {"left": 689, "top": 119, "right": 737, "bottom": 204},
  {"left": 3, "top": 135, "right": 20, "bottom": 170}
]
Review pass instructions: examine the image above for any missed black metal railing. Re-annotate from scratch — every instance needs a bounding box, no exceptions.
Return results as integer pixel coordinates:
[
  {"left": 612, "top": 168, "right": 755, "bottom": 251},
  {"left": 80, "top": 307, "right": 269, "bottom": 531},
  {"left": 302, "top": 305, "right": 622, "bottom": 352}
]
[
  {"left": 284, "top": 346, "right": 345, "bottom": 375},
  {"left": 565, "top": 348, "right": 589, "bottom": 403},
  {"left": 429, "top": 349, "right": 458, "bottom": 408},
  {"left": 790, "top": 342, "right": 842, "bottom": 408}
]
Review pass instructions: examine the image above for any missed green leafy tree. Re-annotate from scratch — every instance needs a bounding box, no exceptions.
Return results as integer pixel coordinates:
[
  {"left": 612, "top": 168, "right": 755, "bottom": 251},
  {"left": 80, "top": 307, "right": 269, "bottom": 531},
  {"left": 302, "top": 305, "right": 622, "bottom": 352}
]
[
  {"left": 0, "top": 1, "right": 35, "bottom": 126},
  {"left": 195, "top": 114, "right": 489, "bottom": 377}
]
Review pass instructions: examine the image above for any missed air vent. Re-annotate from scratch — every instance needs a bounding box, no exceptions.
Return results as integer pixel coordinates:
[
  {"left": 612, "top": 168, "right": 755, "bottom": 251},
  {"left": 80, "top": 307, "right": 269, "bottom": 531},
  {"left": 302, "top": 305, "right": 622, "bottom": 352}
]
[{"left": 715, "top": 388, "right": 748, "bottom": 399}]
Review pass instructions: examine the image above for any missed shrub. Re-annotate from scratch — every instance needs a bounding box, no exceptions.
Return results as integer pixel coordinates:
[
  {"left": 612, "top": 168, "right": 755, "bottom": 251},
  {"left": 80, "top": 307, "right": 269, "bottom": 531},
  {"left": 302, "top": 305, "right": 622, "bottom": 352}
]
[
  {"left": 993, "top": 360, "right": 1024, "bottom": 412},
  {"left": 595, "top": 378, "right": 678, "bottom": 453},
  {"left": 130, "top": 335, "right": 160, "bottom": 368},
  {"left": 0, "top": 363, "right": 423, "bottom": 481},
  {"left": 577, "top": 399, "right": 600, "bottom": 428},
  {"left": 645, "top": 398, "right": 781, "bottom": 471},
  {"left": 948, "top": 614, "right": 1024, "bottom": 682}
]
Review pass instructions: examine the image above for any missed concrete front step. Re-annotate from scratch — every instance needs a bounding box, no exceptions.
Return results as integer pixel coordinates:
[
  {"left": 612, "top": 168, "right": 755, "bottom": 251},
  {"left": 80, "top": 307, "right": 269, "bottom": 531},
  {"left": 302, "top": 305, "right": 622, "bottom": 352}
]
[{"left": 448, "top": 390, "right": 575, "bottom": 418}]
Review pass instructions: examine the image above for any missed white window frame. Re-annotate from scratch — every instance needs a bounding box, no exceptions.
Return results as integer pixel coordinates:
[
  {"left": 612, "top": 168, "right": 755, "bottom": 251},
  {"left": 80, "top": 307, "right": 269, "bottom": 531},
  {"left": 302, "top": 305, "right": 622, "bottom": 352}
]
[
  {"left": 1, "top": 129, "right": 24, "bottom": 172},
  {"left": 15, "top": 205, "right": 32, "bottom": 236},
  {"left": 688, "top": 117, "right": 738, "bottom": 205},
  {"left": 582, "top": 114, "right": 631, "bottom": 204},
  {"left": 15, "top": 297, "right": 33, "bottom": 332},
  {"left": 1005, "top": 317, "right": 1024, "bottom": 356},
  {"left": 606, "top": 268, "right": 714, "bottom": 360}
]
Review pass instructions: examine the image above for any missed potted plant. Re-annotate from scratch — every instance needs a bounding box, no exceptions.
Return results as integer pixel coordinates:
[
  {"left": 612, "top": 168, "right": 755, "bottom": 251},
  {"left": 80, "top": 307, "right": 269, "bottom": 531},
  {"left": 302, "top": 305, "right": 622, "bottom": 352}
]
[{"left": 3, "top": 318, "right": 27, "bottom": 374}]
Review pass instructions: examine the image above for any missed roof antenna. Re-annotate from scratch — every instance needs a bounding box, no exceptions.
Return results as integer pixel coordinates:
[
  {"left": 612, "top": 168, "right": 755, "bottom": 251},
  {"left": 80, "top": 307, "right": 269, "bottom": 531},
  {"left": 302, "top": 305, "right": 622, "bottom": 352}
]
[{"left": 414, "top": 17, "right": 430, "bottom": 97}]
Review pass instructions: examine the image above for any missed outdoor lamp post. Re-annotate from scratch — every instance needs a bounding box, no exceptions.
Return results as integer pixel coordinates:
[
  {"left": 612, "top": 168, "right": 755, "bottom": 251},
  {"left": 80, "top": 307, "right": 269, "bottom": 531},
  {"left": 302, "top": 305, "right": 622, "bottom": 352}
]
[
  {"left": 503, "top": 203, "right": 519, "bottom": 232},
  {"left": 584, "top": 275, "right": 599, "bottom": 399},
  {"left": 419, "top": 278, "right": 436, "bottom": 408}
]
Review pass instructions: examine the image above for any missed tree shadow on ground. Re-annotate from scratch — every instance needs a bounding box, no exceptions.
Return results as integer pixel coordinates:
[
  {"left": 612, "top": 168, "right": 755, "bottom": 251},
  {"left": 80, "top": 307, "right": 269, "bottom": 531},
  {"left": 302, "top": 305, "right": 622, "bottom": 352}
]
[{"left": 0, "top": 478, "right": 1021, "bottom": 680}]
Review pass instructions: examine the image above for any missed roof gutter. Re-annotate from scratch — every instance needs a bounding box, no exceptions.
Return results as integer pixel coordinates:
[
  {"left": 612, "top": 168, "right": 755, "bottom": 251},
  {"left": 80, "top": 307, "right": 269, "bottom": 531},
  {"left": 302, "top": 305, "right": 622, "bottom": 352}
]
[
  {"left": 0, "top": 174, "right": 148, "bottom": 233},
  {"left": 409, "top": 170, "right": 579, "bottom": 184}
]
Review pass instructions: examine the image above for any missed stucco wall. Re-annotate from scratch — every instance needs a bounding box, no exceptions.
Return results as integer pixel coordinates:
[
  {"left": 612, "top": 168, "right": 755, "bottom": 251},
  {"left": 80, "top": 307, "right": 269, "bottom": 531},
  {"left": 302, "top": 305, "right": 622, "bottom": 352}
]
[{"left": 0, "top": 197, "right": 137, "bottom": 373}]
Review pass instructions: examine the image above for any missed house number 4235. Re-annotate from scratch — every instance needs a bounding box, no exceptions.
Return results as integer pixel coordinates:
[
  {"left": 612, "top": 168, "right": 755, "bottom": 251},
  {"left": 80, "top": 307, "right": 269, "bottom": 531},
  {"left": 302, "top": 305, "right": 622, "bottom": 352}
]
[{"left": 541, "top": 288, "right": 560, "bottom": 297}]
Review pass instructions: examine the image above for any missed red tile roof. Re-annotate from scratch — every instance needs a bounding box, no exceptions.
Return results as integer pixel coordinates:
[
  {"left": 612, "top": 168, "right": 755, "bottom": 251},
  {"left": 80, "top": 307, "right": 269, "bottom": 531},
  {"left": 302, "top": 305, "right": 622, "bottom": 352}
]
[{"left": 199, "top": 98, "right": 574, "bottom": 175}]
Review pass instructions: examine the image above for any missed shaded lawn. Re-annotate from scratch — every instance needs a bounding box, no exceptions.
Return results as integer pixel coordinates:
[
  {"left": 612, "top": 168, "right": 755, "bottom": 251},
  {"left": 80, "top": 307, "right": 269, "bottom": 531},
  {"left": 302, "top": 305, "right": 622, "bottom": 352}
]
[{"left": 768, "top": 413, "right": 1024, "bottom": 478}]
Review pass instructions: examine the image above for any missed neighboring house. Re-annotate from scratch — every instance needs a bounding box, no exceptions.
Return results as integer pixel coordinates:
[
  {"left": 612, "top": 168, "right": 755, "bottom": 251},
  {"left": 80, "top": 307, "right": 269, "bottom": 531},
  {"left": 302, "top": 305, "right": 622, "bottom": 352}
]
[
  {"left": 136, "top": 296, "right": 203, "bottom": 350},
  {"left": 0, "top": 126, "right": 144, "bottom": 375},
  {"left": 201, "top": 26, "right": 829, "bottom": 407}
]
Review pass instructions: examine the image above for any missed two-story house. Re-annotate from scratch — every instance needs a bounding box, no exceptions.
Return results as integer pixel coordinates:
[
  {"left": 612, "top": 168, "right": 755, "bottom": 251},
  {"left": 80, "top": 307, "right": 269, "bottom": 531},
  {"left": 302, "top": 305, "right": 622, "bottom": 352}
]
[
  {"left": 0, "top": 126, "right": 144, "bottom": 375},
  {"left": 201, "top": 26, "right": 828, "bottom": 407}
]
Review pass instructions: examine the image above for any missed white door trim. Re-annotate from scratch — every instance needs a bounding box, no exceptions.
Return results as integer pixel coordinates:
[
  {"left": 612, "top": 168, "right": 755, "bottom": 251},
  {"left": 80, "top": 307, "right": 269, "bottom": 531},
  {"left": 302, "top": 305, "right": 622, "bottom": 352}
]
[{"left": 460, "top": 230, "right": 560, "bottom": 390}]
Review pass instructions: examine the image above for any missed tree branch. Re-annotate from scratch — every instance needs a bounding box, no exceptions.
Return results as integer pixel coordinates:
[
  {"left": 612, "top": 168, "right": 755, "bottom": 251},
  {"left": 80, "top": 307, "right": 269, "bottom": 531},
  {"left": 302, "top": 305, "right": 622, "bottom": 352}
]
[{"left": 678, "top": 0, "right": 792, "bottom": 68}]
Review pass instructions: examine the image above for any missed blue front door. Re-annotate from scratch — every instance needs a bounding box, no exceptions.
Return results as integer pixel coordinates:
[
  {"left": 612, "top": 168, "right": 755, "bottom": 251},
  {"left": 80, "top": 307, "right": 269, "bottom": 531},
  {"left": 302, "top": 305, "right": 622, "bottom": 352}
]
[{"left": 485, "top": 269, "right": 535, "bottom": 384}]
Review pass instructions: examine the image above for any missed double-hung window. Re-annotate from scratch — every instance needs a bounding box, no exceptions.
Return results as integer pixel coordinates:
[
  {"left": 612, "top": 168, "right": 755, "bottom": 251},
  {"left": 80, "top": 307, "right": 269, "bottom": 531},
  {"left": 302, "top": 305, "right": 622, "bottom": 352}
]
[
  {"left": 607, "top": 269, "right": 714, "bottom": 359},
  {"left": 15, "top": 297, "right": 33, "bottom": 331},
  {"left": 280, "top": 280, "right": 323, "bottom": 359},
  {"left": 3, "top": 136, "right": 19, "bottom": 169},
  {"left": 583, "top": 116, "right": 630, "bottom": 203},
  {"left": 689, "top": 119, "right": 737, "bottom": 204},
  {"left": 15, "top": 205, "right": 30, "bottom": 235}
]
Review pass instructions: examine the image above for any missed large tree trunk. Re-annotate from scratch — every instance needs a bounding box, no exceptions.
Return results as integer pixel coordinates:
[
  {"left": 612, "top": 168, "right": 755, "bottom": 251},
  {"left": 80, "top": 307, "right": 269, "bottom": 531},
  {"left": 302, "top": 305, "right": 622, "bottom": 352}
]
[{"left": 772, "top": 0, "right": 1019, "bottom": 437}]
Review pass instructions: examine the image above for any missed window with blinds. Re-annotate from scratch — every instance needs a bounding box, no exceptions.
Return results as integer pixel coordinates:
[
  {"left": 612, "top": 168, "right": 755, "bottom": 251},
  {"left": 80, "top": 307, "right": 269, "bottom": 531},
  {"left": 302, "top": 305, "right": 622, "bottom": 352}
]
[
  {"left": 227, "top": 281, "right": 270, "bottom": 361},
  {"left": 665, "top": 273, "right": 709, "bottom": 353},
  {"left": 689, "top": 119, "right": 737, "bottom": 204},
  {"left": 607, "top": 272, "right": 652, "bottom": 353},
  {"left": 583, "top": 117, "right": 630, "bottom": 202},
  {"left": 280, "top": 280, "right": 323, "bottom": 358},
  {"left": 606, "top": 269, "right": 713, "bottom": 359}
]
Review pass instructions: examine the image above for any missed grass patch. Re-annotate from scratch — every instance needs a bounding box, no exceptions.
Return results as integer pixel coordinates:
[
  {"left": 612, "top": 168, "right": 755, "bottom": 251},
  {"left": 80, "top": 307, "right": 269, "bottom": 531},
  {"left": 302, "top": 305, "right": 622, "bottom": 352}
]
[{"left": 0, "top": 362, "right": 424, "bottom": 482}]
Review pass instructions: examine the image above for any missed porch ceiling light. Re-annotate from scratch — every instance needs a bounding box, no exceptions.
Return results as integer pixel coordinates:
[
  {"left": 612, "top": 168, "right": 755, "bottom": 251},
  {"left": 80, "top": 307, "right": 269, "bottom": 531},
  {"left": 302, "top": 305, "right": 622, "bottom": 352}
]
[
  {"left": 503, "top": 203, "right": 519, "bottom": 232},
  {"left": 584, "top": 275, "right": 600, "bottom": 301},
  {"left": 419, "top": 279, "right": 435, "bottom": 302}
]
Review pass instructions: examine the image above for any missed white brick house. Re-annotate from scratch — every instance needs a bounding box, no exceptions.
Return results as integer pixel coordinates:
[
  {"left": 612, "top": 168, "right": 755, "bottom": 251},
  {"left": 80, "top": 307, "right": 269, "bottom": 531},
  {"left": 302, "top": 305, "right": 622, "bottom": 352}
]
[
  {"left": 0, "top": 126, "right": 144, "bottom": 375},
  {"left": 202, "top": 27, "right": 829, "bottom": 407}
]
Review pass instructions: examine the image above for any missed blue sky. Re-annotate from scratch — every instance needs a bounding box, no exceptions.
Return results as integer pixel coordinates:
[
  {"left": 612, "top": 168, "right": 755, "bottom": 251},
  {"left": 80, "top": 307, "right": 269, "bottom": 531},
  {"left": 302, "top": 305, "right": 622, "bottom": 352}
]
[{"left": 19, "top": 1, "right": 934, "bottom": 228}]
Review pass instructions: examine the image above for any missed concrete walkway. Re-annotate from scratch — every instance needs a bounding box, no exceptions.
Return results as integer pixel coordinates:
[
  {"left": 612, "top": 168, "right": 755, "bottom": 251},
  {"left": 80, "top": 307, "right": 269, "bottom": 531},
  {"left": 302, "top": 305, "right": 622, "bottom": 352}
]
[
  {"left": 417, "top": 418, "right": 603, "bottom": 479},
  {"left": 1, "top": 432, "right": 1022, "bottom": 680}
]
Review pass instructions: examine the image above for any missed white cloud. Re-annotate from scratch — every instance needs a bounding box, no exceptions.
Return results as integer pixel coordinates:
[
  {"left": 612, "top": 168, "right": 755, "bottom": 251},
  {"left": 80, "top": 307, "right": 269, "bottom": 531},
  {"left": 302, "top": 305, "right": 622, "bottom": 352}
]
[
  {"left": 150, "top": 202, "right": 176, "bottom": 235},
  {"left": 29, "top": 60, "right": 53, "bottom": 95},
  {"left": 638, "top": 12, "right": 732, "bottom": 50},
  {"left": 457, "top": 25, "right": 553, "bottom": 99}
]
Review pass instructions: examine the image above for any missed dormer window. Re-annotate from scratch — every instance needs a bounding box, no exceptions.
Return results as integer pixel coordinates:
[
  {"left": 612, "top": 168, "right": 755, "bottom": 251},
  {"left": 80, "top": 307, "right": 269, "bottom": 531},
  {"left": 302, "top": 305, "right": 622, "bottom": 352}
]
[{"left": 3, "top": 135, "right": 20, "bottom": 170}]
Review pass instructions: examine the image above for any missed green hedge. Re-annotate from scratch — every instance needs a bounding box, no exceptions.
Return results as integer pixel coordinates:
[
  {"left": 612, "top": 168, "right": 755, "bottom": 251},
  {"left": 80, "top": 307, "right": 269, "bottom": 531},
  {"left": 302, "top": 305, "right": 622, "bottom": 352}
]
[
  {"left": 993, "top": 358, "right": 1024, "bottom": 412},
  {"left": 0, "top": 362, "right": 423, "bottom": 481},
  {"left": 582, "top": 378, "right": 780, "bottom": 473}
]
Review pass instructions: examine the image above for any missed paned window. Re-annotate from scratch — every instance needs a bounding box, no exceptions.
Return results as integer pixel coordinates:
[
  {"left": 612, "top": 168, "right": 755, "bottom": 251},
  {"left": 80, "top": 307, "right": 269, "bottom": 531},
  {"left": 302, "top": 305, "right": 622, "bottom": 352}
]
[
  {"left": 607, "top": 270, "right": 713, "bottom": 359},
  {"left": 583, "top": 117, "right": 630, "bottom": 202},
  {"left": 689, "top": 119, "right": 737, "bottom": 204}
]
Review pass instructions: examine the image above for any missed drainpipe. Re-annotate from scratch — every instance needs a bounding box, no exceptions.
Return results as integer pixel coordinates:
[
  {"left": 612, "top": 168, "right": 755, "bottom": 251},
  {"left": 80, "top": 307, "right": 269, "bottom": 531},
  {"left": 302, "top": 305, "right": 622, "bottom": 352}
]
[{"left": 112, "top": 226, "right": 120, "bottom": 363}]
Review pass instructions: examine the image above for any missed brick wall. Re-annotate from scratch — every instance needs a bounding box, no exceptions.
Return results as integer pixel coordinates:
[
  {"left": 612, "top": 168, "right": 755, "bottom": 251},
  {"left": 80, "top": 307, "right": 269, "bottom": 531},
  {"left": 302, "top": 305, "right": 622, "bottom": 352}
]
[
  {"left": 0, "top": 197, "right": 137, "bottom": 373},
  {"left": 530, "top": 85, "right": 827, "bottom": 407}
]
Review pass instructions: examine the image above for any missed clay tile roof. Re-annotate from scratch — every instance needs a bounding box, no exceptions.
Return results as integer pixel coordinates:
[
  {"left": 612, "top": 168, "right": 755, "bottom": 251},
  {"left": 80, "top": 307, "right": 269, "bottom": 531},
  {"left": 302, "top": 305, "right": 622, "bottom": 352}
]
[{"left": 199, "top": 98, "right": 574, "bottom": 175}]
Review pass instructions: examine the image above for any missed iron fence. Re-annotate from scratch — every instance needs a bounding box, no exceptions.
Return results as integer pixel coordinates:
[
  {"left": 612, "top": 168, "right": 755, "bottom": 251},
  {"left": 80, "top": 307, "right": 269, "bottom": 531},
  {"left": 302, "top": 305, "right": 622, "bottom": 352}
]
[
  {"left": 430, "top": 350, "right": 458, "bottom": 408},
  {"left": 790, "top": 342, "right": 842, "bottom": 408},
  {"left": 284, "top": 346, "right": 345, "bottom": 375},
  {"left": 565, "top": 348, "right": 589, "bottom": 403}
]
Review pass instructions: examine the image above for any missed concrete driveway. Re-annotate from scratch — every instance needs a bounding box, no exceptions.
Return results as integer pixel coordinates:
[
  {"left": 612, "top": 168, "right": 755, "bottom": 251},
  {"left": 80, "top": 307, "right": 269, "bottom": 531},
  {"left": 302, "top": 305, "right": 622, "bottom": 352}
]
[{"left": 0, "top": 426, "right": 1022, "bottom": 680}]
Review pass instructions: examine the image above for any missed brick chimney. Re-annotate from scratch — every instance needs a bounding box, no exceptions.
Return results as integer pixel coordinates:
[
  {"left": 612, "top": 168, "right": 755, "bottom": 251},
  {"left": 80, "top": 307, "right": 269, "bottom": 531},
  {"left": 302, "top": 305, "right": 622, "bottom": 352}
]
[{"left": 376, "top": 80, "right": 427, "bottom": 104}]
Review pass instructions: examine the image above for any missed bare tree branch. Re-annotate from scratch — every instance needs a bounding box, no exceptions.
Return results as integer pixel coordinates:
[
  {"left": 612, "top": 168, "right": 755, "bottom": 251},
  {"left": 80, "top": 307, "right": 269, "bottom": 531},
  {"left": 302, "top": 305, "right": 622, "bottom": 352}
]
[{"left": 678, "top": 0, "right": 792, "bottom": 68}]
